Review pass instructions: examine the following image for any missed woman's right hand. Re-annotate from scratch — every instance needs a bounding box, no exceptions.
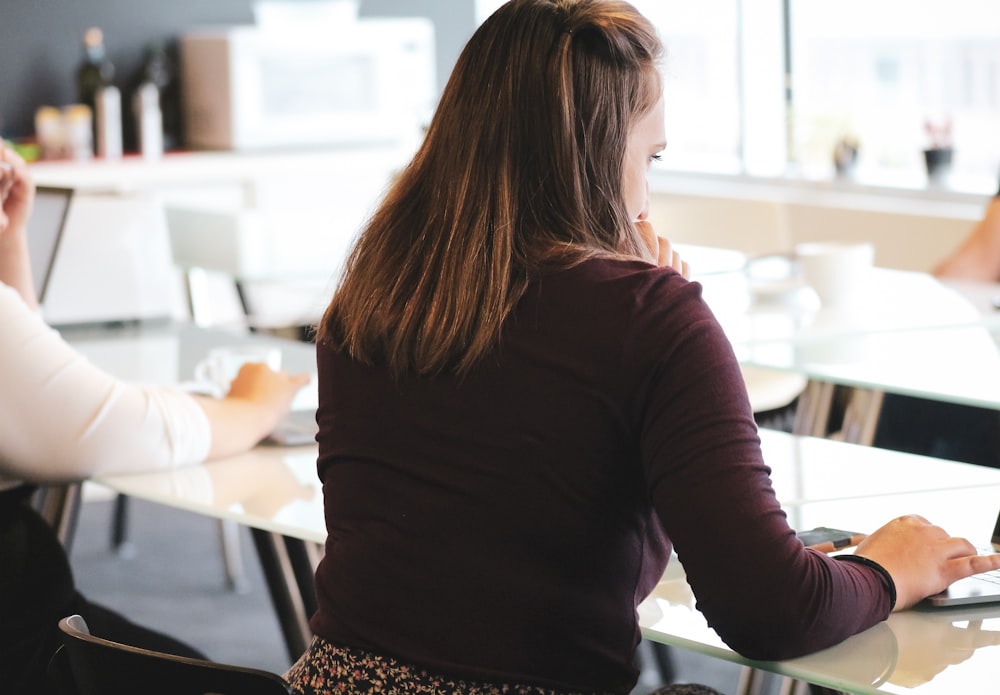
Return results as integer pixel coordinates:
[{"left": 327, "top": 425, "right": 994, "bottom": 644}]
[
  {"left": 194, "top": 363, "right": 311, "bottom": 460},
  {"left": 636, "top": 218, "right": 690, "bottom": 279},
  {"left": 854, "top": 514, "right": 1000, "bottom": 611},
  {"left": 224, "top": 362, "right": 312, "bottom": 429},
  {"left": 0, "top": 145, "right": 35, "bottom": 237}
]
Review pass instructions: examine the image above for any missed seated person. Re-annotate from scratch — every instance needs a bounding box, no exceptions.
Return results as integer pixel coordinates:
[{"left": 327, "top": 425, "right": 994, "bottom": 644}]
[
  {"left": 0, "top": 146, "right": 310, "bottom": 694},
  {"left": 874, "top": 181, "right": 1000, "bottom": 467},
  {"left": 932, "top": 182, "right": 1000, "bottom": 281},
  {"left": 283, "top": 3, "right": 1000, "bottom": 694}
]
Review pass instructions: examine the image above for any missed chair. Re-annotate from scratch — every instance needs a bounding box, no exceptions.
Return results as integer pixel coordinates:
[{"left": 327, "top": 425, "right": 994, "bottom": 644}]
[
  {"left": 31, "top": 483, "right": 83, "bottom": 551},
  {"left": 47, "top": 614, "right": 292, "bottom": 695}
]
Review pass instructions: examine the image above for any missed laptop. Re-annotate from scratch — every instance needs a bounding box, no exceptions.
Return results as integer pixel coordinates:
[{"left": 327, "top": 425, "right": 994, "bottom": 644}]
[
  {"left": 925, "top": 508, "right": 1000, "bottom": 607},
  {"left": 25, "top": 185, "right": 73, "bottom": 307},
  {"left": 264, "top": 373, "right": 319, "bottom": 446},
  {"left": 266, "top": 408, "right": 319, "bottom": 446}
]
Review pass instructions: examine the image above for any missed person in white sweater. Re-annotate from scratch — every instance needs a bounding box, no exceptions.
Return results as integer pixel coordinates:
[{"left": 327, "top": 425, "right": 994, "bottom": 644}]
[{"left": 0, "top": 144, "right": 310, "bottom": 694}]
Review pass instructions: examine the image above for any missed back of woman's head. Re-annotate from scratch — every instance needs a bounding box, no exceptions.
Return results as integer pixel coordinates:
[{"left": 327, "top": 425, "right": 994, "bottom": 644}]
[{"left": 323, "top": 0, "right": 663, "bottom": 376}]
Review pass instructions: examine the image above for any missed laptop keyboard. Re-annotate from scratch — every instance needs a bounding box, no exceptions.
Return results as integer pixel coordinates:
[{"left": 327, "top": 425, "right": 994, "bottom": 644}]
[
  {"left": 267, "top": 409, "right": 319, "bottom": 445},
  {"left": 976, "top": 571, "right": 1000, "bottom": 585},
  {"left": 973, "top": 547, "right": 1000, "bottom": 584}
]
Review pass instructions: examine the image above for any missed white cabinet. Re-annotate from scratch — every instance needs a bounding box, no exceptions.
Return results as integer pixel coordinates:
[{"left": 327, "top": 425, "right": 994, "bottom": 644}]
[{"left": 30, "top": 145, "right": 411, "bottom": 327}]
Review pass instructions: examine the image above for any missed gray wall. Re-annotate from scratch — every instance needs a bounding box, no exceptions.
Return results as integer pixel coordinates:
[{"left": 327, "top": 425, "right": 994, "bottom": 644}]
[{"left": 0, "top": 0, "right": 476, "bottom": 142}]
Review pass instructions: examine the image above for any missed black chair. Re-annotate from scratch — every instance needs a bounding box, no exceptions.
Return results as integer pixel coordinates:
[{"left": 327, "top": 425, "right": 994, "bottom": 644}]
[{"left": 47, "top": 614, "right": 292, "bottom": 695}]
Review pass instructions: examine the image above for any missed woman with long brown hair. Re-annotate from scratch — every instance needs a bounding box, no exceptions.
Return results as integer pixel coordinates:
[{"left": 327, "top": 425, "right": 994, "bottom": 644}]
[{"left": 287, "top": 2, "right": 1000, "bottom": 693}]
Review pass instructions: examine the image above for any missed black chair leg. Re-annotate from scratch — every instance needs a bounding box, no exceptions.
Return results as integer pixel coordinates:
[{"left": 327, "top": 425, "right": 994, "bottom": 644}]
[
  {"left": 649, "top": 642, "right": 676, "bottom": 684},
  {"left": 110, "top": 494, "right": 136, "bottom": 558}
]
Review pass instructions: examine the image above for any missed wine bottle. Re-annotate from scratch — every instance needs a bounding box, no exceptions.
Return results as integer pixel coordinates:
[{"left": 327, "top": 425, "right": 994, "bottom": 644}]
[{"left": 76, "top": 27, "right": 115, "bottom": 154}]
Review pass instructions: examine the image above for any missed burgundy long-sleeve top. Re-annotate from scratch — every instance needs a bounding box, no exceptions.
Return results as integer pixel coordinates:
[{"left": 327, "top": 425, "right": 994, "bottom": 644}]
[{"left": 311, "top": 257, "right": 892, "bottom": 693}]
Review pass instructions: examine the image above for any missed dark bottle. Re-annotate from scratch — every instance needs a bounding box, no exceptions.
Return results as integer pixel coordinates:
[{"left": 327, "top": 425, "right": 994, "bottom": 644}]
[{"left": 76, "top": 27, "right": 115, "bottom": 118}]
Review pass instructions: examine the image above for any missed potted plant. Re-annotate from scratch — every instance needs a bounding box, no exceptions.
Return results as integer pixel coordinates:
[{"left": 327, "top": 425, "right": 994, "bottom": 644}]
[
  {"left": 923, "top": 118, "right": 953, "bottom": 184},
  {"left": 832, "top": 135, "right": 859, "bottom": 179}
]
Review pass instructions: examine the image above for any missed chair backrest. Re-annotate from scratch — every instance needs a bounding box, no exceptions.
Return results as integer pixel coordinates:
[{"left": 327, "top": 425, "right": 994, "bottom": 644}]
[{"left": 48, "top": 614, "right": 292, "bottom": 695}]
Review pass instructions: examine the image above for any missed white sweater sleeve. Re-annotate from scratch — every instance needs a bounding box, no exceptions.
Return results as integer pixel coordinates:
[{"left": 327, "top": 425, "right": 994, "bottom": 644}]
[{"left": 0, "top": 282, "right": 212, "bottom": 486}]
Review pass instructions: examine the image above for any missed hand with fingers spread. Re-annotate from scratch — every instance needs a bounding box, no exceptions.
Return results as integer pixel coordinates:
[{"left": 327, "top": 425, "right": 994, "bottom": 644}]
[{"left": 853, "top": 514, "right": 1000, "bottom": 611}]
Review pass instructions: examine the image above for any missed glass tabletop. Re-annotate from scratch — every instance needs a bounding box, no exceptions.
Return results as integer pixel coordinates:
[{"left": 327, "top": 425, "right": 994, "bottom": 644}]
[
  {"left": 700, "top": 266, "right": 1000, "bottom": 346},
  {"left": 641, "top": 485, "right": 1000, "bottom": 694},
  {"left": 736, "top": 323, "right": 1000, "bottom": 410}
]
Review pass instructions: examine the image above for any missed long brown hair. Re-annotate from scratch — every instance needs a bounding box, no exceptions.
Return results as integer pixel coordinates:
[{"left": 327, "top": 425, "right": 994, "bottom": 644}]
[{"left": 319, "top": 0, "right": 663, "bottom": 377}]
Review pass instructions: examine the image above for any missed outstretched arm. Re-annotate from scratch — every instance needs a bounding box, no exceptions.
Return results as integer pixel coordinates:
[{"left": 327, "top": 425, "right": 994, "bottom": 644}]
[
  {"left": 933, "top": 196, "right": 1000, "bottom": 282},
  {"left": 0, "top": 294, "right": 310, "bottom": 483}
]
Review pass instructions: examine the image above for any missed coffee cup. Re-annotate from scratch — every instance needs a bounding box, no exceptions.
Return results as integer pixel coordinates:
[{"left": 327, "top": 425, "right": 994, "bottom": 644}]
[
  {"left": 194, "top": 345, "right": 282, "bottom": 397},
  {"left": 795, "top": 241, "right": 874, "bottom": 309}
]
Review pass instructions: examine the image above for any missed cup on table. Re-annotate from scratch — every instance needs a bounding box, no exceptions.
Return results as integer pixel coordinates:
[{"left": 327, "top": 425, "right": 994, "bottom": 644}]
[
  {"left": 193, "top": 345, "right": 282, "bottom": 397},
  {"left": 795, "top": 241, "right": 874, "bottom": 309}
]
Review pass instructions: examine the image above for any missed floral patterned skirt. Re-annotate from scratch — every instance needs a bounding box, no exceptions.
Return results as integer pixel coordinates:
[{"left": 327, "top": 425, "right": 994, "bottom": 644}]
[
  {"left": 284, "top": 637, "right": 723, "bottom": 695},
  {"left": 284, "top": 637, "right": 592, "bottom": 695}
]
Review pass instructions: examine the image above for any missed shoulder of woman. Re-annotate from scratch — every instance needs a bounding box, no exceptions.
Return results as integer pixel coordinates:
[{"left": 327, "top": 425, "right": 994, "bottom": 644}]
[{"left": 568, "top": 255, "right": 701, "bottom": 301}]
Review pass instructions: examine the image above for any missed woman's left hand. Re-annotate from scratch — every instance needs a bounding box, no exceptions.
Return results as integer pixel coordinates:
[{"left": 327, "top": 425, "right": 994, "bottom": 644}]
[{"left": 636, "top": 219, "right": 690, "bottom": 279}]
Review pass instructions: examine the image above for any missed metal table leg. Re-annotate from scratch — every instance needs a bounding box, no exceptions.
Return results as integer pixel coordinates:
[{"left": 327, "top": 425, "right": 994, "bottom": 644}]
[{"left": 250, "top": 529, "right": 317, "bottom": 662}]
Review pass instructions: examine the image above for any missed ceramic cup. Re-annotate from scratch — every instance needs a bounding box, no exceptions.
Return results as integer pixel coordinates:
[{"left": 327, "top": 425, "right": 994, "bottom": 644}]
[
  {"left": 194, "top": 345, "right": 282, "bottom": 397},
  {"left": 794, "top": 241, "right": 875, "bottom": 309}
]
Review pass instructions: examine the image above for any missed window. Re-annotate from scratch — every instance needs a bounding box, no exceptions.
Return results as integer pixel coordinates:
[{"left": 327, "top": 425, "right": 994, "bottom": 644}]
[
  {"left": 474, "top": 0, "right": 1000, "bottom": 194},
  {"left": 788, "top": 0, "right": 1000, "bottom": 192},
  {"left": 632, "top": 0, "right": 747, "bottom": 174}
]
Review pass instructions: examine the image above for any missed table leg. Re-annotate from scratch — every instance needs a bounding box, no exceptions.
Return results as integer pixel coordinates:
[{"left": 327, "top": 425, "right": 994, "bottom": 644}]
[
  {"left": 792, "top": 380, "right": 836, "bottom": 437},
  {"left": 776, "top": 676, "right": 823, "bottom": 695},
  {"left": 250, "top": 529, "right": 315, "bottom": 662},
  {"left": 219, "top": 519, "right": 251, "bottom": 594},
  {"left": 735, "top": 665, "right": 768, "bottom": 695},
  {"left": 234, "top": 280, "right": 258, "bottom": 333},
  {"left": 837, "top": 388, "right": 884, "bottom": 445},
  {"left": 791, "top": 380, "right": 885, "bottom": 446},
  {"left": 183, "top": 267, "right": 213, "bottom": 327}
]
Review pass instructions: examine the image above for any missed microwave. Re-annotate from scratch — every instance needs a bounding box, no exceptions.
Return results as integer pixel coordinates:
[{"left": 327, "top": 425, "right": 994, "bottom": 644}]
[{"left": 179, "top": 18, "right": 436, "bottom": 150}]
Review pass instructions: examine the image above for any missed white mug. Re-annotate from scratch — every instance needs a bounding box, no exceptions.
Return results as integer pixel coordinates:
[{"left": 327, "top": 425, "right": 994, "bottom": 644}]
[
  {"left": 795, "top": 241, "right": 874, "bottom": 309},
  {"left": 193, "top": 345, "right": 282, "bottom": 397}
]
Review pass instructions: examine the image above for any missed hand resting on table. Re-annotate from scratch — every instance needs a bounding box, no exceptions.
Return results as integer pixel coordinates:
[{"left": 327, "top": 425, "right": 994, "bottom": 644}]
[{"left": 854, "top": 514, "right": 1000, "bottom": 611}]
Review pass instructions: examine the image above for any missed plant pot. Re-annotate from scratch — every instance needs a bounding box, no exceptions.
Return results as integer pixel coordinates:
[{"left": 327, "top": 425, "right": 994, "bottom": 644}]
[{"left": 923, "top": 147, "right": 953, "bottom": 184}]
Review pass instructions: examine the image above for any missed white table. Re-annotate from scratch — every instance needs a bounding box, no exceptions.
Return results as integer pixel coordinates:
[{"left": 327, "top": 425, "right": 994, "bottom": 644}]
[
  {"left": 734, "top": 323, "right": 1000, "bottom": 411},
  {"left": 93, "top": 428, "right": 1000, "bottom": 536},
  {"left": 91, "top": 424, "right": 1000, "bottom": 693},
  {"left": 641, "top": 485, "right": 1000, "bottom": 694},
  {"left": 680, "top": 245, "right": 1000, "bottom": 443},
  {"left": 680, "top": 244, "right": 1000, "bottom": 347},
  {"left": 68, "top": 313, "right": 1000, "bottom": 693}
]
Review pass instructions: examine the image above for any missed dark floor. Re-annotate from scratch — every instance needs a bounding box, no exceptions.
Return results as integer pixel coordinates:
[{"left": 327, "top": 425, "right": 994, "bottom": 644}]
[{"left": 69, "top": 491, "right": 745, "bottom": 694}]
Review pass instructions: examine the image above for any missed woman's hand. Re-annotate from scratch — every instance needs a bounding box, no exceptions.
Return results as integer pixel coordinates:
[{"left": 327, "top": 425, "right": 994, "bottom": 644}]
[
  {"left": 225, "top": 362, "right": 311, "bottom": 422},
  {"left": 0, "top": 145, "right": 38, "bottom": 307},
  {"left": 194, "top": 363, "right": 312, "bottom": 460},
  {"left": 0, "top": 145, "right": 35, "bottom": 237},
  {"left": 636, "top": 219, "right": 690, "bottom": 279},
  {"left": 854, "top": 514, "right": 1000, "bottom": 611}
]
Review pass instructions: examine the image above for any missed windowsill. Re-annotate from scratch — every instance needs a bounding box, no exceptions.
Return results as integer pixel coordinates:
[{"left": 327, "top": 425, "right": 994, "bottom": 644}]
[{"left": 649, "top": 167, "right": 993, "bottom": 221}]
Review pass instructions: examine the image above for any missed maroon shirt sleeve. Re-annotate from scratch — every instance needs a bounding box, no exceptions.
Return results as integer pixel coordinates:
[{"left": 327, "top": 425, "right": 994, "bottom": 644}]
[{"left": 627, "top": 268, "right": 893, "bottom": 660}]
